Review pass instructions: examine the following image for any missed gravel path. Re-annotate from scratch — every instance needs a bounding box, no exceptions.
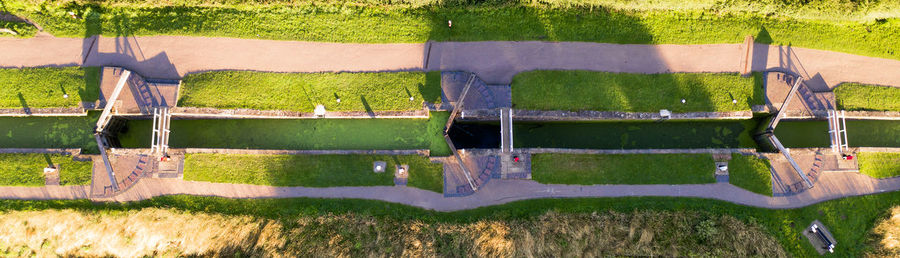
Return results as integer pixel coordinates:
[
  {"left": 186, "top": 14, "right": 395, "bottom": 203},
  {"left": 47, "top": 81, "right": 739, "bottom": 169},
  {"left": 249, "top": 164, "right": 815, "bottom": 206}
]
[
  {"left": 2, "top": 36, "right": 899, "bottom": 88},
  {"left": 2, "top": 171, "right": 893, "bottom": 211}
]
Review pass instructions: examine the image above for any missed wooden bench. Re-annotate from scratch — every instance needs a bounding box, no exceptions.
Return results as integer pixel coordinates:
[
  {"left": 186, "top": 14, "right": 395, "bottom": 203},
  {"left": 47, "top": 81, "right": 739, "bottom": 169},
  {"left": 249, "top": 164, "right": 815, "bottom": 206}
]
[{"left": 811, "top": 224, "right": 835, "bottom": 253}]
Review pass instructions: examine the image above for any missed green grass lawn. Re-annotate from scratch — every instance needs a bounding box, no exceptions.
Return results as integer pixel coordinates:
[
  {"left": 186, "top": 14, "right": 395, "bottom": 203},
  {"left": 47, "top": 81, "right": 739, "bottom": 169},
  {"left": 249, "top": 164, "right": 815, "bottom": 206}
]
[
  {"left": 7, "top": 188, "right": 900, "bottom": 256},
  {"left": 0, "top": 67, "right": 101, "bottom": 109},
  {"left": 183, "top": 153, "right": 443, "bottom": 192},
  {"left": 859, "top": 152, "right": 900, "bottom": 178},
  {"left": 0, "top": 153, "right": 92, "bottom": 186},
  {"left": 532, "top": 153, "right": 716, "bottom": 185},
  {"left": 0, "top": 21, "right": 37, "bottom": 38},
  {"left": 178, "top": 71, "right": 442, "bottom": 112},
  {"left": 0, "top": 112, "right": 99, "bottom": 154},
  {"left": 2, "top": 1, "right": 898, "bottom": 60},
  {"left": 727, "top": 153, "right": 773, "bottom": 196},
  {"left": 512, "top": 71, "right": 764, "bottom": 112},
  {"left": 834, "top": 83, "right": 900, "bottom": 112}
]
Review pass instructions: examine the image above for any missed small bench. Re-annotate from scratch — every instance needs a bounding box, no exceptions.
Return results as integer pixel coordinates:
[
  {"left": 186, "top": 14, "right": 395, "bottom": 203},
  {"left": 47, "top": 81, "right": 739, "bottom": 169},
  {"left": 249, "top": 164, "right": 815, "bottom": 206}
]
[{"left": 811, "top": 224, "right": 835, "bottom": 253}]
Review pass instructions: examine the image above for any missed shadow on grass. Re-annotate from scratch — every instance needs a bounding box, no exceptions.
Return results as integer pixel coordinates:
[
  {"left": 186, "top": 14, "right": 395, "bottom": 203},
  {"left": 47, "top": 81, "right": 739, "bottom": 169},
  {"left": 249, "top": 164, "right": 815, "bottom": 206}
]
[
  {"left": 360, "top": 95, "right": 375, "bottom": 117},
  {"left": 16, "top": 92, "right": 30, "bottom": 115},
  {"left": 42, "top": 153, "right": 53, "bottom": 168},
  {"left": 79, "top": 66, "right": 101, "bottom": 104}
]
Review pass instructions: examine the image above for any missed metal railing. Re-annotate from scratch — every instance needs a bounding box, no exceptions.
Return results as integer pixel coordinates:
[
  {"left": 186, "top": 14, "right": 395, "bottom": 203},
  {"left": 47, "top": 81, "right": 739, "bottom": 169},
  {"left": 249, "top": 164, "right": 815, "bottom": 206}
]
[
  {"left": 96, "top": 70, "right": 131, "bottom": 133},
  {"left": 150, "top": 107, "right": 171, "bottom": 155},
  {"left": 827, "top": 110, "right": 849, "bottom": 153}
]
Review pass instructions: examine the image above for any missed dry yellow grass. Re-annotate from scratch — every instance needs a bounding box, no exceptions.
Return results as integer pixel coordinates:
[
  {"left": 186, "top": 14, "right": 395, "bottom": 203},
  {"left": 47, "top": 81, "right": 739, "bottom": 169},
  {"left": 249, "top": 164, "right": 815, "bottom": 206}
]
[
  {"left": 0, "top": 208, "right": 285, "bottom": 257},
  {"left": 868, "top": 206, "right": 900, "bottom": 257},
  {"left": 0, "top": 208, "right": 786, "bottom": 257}
]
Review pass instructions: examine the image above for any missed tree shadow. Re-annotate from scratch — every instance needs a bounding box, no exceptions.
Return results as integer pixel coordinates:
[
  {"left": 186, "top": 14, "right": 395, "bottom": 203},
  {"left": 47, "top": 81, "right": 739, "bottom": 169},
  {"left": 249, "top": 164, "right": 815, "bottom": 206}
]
[
  {"left": 80, "top": 4, "right": 180, "bottom": 79},
  {"left": 80, "top": 66, "right": 101, "bottom": 107},
  {"left": 419, "top": 72, "right": 443, "bottom": 107},
  {"left": 751, "top": 26, "right": 772, "bottom": 73},
  {"left": 42, "top": 153, "right": 54, "bottom": 168},
  {"left": 360, "top": 95, "right": 375, "bottom": 117},
  {"left": 751, "top": 72, "right": 765, "bottom": 106}
]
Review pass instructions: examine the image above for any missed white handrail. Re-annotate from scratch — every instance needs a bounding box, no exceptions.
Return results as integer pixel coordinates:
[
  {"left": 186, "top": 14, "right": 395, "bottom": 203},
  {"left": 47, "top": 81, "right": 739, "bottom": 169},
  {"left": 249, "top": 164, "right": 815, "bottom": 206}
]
[{"left": 96, "top": 70, "right": 131, "bottom": 133}]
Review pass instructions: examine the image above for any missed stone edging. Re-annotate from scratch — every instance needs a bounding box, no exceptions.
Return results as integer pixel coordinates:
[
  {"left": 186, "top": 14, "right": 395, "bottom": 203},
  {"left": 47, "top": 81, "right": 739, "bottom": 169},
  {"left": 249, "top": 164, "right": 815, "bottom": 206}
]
[
  {"left": 458, "top": 109, "right": 753, "bottom": 121},
  {"left": 780, "top": 110, "right": 900, "bottom": 120},
  {"left": 520, "top": 148, "right": 757, "bottom": 155},
  {"left": 0, "top": 107, "right": 86, "bottom": 116},
  {"left": 856, "top": 147, "right": 900, "bottom": 153},
  {"left": 0, "top": 148, "right": 82, "bottom": 155},
  {"left": 171, "top": 107, "right": 429, "bottom": 119}
]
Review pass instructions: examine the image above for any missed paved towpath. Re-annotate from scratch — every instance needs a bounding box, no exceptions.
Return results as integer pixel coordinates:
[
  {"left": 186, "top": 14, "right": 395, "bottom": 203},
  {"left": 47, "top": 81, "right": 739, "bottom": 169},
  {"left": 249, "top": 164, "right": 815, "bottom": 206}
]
[
  {"left": 2, "top": 36, "right": 899, "bottom": 87},
  {"left": 0, "top": 185, "right": 90, "bottom": 200},
  {"left": 3, "top": 172, "right": 893, "bottom": 211}
]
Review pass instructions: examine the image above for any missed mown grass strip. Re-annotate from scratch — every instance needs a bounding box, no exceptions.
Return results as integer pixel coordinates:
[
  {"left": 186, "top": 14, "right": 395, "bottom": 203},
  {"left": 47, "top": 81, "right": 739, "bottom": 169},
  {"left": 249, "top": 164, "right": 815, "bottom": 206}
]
[
  {"left": 183, "top": 153, "right": 443, "bottom": 192},
  {"left": 859, "top": 152, "right": 900, "bottom": 178},
  {"left": 835, "top": 83, "right": 900, "bottom": 112},
  {"left": 178, "top": 71, "right": 442, "bottom": 112},
  {"left": 0, "top": 67, "right": 101, "bottom": 109},
  {"left": 6, "top": 2, "right": 900, "bottom": 60},
  {"left": 0, "top": 153, "right": 92, "bottom": 186},
  {"left": 532, "top": 153, "right": 716, "bottom": 185},
  {"left": 512, "top": 71, "right": 764, "bottom": 112},
  {"left": 728, "top": 153, "right": 773, "bottom": 196}
]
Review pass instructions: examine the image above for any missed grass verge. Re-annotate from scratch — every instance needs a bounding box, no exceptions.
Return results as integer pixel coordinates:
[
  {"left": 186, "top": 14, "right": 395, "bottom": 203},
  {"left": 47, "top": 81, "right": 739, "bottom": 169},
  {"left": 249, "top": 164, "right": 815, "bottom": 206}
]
[
  {"left": 0, "top": 20, "right": 37, "bottom": 37},
  {"left": 834, "top": 83, "right": 900, "bottom": 112},
  {"left": 0, "top": 153, "right": 92, "bottom": 186},
  {"left": 183, "top": 153, "right": 443, "bottom": 192},
  {"left": 178, "top": 71, "right": 442, "bottom": 112},
  {"left": 859, "top": 152, "right": 900, "bottom": 178},
  {"left": 0, "top": 67, "right": 100, "bottom": 109},
  {"left": 512, "top": 71, "right": 764, "bottom": 112},
  {"left": 531, "top": 153, "right": 716, "bottom": 185},
  {"left": 5, "top": 189, "right": 900, "bottom": 256},
  {"left": 3, "top": 2, "right": 898, "bottom": 60},
  {"left": 869, "top": 206, "right": 900, "bottom": 257},
  {"left": 727, "top": 153, "right": 773, "bottom": 196}
]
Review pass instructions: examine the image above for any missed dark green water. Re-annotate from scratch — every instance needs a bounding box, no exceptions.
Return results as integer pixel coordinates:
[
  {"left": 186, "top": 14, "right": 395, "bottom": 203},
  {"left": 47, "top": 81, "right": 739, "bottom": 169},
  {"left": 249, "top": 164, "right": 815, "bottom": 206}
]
[
  {"left": 514, "top": 119, "right": 762, "bottom": 149},
  {"left": 0, "top": 112, "right": 99, "bottom": 153},
  {"left": 118, "top": 117, "right": 446, "bottom": 150},
  {"left": 774, "top": 120, "right": 900, "bottom": 148},
  {"left": 2, "top": 112, "right": 897, "bottom": 152}
]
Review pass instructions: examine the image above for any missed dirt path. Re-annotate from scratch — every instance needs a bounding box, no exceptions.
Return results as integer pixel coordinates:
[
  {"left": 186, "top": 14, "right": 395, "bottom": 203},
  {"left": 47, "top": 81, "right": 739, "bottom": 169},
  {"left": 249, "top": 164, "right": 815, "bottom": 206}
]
[
  {"left": 1, "top": 166, "right": 898, "bottom": 211},
  {"left": 75, "top": 171, "right": 900, "bottom": 211},
  {"left": 2, "top": 36, "right": 899, "bottom": 87},
  {"left": 0, "top": 185, "right": 90, "bottom": 200}
]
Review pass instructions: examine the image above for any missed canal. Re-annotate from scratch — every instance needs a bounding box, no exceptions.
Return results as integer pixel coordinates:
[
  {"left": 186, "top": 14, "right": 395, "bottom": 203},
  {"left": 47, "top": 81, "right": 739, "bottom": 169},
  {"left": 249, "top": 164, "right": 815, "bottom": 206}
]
[{"left": 2, "top": 113, "right": 899, "bottom": 152}]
